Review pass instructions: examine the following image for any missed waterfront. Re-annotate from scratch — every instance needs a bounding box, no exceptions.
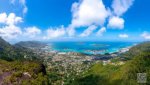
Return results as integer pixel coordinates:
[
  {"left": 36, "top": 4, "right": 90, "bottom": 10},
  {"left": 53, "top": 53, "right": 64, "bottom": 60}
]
[{"left": 47, "top": 42, "right": 136, "bottom": 55}]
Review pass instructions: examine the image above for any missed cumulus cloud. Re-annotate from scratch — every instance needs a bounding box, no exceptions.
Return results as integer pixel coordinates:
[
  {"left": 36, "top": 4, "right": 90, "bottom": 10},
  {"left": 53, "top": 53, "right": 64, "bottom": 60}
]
[
  {"left": 141, "top": 32, "right": 150, "bottom": 40},
  {"left": 0, "top": 25, "right": 22, "bottom": 39},
  {"left": 71, "top": 0, "right": 108, "bottom": 27},
  {"left": 67, "top": 0, "right": 109, "bottom": 37},
  {"left": 0, "top": 0, "right": 135, "bottom": 41},
  {"left": 119, "top": 34, "right": 129, "bottom": 38},
  {"left": 80, "top": 25, "right": 97, "bottom": 37},
  {"left": 96, "top": 27, "right": 106, "bottom": 36},
  {"left": 108, "top": 16, "right": 124, "bottom": 29},
  {"left": 68, "top": 0, "right": 134, "bottom": 36},
  {"left": 43, "top": 26, "right": 66, "bottom": 40},
  {"left": 0, "top": 12, "right": 67, "bottom": 40},
  {"left": 24, "top": 26, "right": 41, "bottom": 38},
  {"left": 106, "top": 0, "right": 134, "bottom": 30},
  {"left": 112, "top": 0, "right": 134, "bottom": 16},
  {"left": 0, "top": 13, "right": 22, "bottom": 25},
  {"left": 0, "top": 13, "right": 7, "bottom": 23},
  {"left": 0, "top": 12, "right": 23, "bottom": 40},
  {"left": 7, "top": 13, "right": 22, "bottom": 25}
]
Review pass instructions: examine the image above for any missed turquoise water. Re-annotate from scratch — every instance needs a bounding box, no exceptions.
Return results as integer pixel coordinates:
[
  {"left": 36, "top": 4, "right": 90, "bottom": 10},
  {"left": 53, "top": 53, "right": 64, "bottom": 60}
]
[{"left": 48, "top": 42, "right": 136, "bottom": 55}]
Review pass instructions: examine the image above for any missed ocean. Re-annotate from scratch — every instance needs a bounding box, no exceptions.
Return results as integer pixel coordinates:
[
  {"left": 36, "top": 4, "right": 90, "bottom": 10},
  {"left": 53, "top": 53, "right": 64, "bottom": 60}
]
[{"left": 48, "top": 42, "right": 137, "bottom": 55}]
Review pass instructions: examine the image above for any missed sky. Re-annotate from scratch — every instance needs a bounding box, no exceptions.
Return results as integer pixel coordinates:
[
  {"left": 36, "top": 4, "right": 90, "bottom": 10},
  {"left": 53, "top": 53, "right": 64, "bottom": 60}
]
[{"left": 0, "top": 0, "right": 150, "bottom": 43}]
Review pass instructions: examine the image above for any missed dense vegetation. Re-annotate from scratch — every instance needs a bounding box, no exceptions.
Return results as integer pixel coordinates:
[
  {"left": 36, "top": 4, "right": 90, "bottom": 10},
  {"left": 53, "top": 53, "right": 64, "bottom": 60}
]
[
  {"left": 73, "top": 42, "right": 150, "bottom": 85},
  {"left": 120, "top": 42, "right": 150, "bottom": 60},
  {"left": 0, "top": 37, "right": 40, "bottom": 61},
  {"left": 0, "top": 37, "right": 150, "bottom": 85},
  {"left": 0, "top": 37, "right": 49, "bottom": 84},
  {"left": 0, "top": 59, "right": 48, "bottom": 85}
]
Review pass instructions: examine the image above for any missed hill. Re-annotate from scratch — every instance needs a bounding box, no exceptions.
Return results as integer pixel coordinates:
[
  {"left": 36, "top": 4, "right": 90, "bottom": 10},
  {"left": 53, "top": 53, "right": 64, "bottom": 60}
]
[
  {"left": 14, "top": 41, "right": 48, "bottom": 49},
  {"left": 0, "top": 37, "right": 49, "bottom": 84},
  {"left": 1, "top": 37, "right": 150, "bottom": 85},
  {"left": 0, "top": 37, "right": 15, "bottom": 61},
  {"left": 0, "top": 37, "right": 41, "bottom": 61},
  {"left": 119, "top": 41, "right": 150, "bottom": 60},
  {"left": 73, "top": 42, "right": 150, "bottom": 85}
]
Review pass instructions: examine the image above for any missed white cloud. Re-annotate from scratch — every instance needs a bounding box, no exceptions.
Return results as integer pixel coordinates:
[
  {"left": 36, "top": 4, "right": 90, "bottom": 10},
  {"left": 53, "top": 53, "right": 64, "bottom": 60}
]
[
  {"left": 0, "top": 12, "right": 23, "bottom": 40},
  {"left": 0, "top": 13, "right": 22, "bottom": 25},
  {"left": 96, "top": 27, "right": 106, "bottom": 36},
  {"left": 6, "top": 13, "right": 22, "bottom": 25},
  {"left": 141, "top": 32, "right": 150, "bottom": 40},
  {"left": 0, "top": 0, "right": 135, "bottom": 41},
  {"left": 106, "top": 0, "right": 134, "bottom": 30},
  {"left": 112, "top": 0, "right": 134, "bottom": 16},
  {"left": 68, "top": 0, "right": 135, "bottom": 37},
  {"left": 119, "top": 34, "right": 129, "bottom": 38},
  {"left": 80, "top": 25, "right": 97, "bottom": 37},
  {"left": 108, "top": 16, "right": 124, "bottom": 29},
  {"left": 71, "top": 0, "right": 108, "bottom": 27},
  {"left": 0, "top": 12, "right": 67, "bottom": 40},
  {"left": 0, "top": 25, "right": 22, "bottom": 39},
  {"left": 43, "top": 26, "right": 66, "bottom": 39},
  {"left": 24, "top": 26, "right": 41, "bottom": 38},
  {"left": 0, "top": 13, "right": 7, "bottom": 23}
]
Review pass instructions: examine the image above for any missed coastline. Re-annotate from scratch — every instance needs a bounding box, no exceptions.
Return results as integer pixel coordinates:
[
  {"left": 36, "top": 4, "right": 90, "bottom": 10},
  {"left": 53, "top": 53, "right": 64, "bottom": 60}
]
[{"left": 46, "top": 43, "right": 136, "bottom": 55}]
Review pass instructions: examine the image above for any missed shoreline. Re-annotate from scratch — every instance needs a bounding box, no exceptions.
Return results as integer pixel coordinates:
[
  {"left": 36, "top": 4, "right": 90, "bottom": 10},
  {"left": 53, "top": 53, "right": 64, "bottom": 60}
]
[{"left": 46, "top": 45, "right": 135, "bottom": 56}]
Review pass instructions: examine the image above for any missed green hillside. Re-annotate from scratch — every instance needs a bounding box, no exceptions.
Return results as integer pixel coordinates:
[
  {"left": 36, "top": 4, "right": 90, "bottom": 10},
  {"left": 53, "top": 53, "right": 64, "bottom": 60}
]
[
  {"left": 0, "top": 37, "right": 40, "bottom": 61},
  {"left": 0, "top": 37, "right": 49, "bottom": 85},
  {"left": 73, "top": 42, "right": 150, "bottom": 85},
  {"left": 120, "top": 42, "right": 150, "bottom": 60},
  {"left": 1, "top": 37, "right": 150, "bottom": 85}
]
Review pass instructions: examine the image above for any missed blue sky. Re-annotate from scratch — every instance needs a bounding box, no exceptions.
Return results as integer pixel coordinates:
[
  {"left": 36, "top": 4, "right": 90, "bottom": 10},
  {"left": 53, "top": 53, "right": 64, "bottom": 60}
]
[{"left": 0, "top": 0, "right": 150, "bottom": 42}]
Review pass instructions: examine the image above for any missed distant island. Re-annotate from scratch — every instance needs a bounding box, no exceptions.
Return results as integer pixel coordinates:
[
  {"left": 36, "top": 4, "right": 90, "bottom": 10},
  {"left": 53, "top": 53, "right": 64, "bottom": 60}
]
[{"left": 0, "top": 37, "right": 150, "bottom": 85}]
